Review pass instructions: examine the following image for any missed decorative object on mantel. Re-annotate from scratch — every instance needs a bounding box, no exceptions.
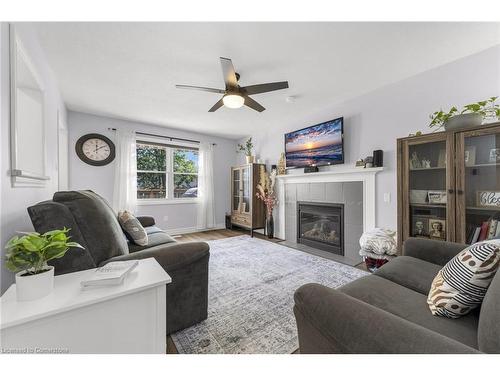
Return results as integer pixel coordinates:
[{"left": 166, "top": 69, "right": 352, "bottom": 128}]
[
  {"left": 237, "top": 137, "right": 255, "bottom": 163},
  {"left": 277, "top": 152, "right": 286, "bottom": 175},
  {"left": 355, "top": 159, "right": 365, "bottom": 168},
  {"left": 256, "top": 169, "right": 278, "bottom": 239},
  {"left": 373, "top": 150, "right": 383, "bottom": 167},
  {"left": 5, "top": 228, "right": 83, "bottom": 301},
  {"left": 304, "top": 165, "right": 319, "bottom": 173},
  {"left": 429, "top": 96, "right": 500, "bottom": 131},
  {"left": 363, "top": 156, "right": 373, "bottom": 168},
  {"left": 359, "top": 228, "right": 397, "bottom": 272}
]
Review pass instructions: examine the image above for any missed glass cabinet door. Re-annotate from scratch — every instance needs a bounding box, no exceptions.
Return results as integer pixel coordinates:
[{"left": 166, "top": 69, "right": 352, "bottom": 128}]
[
  {"left": 405, "top": 135, "right": 454, "bottom": 242},
  {"left": 241, "top": 166, "right": 250, "bottom": 213},
  {"left": 456, "top": 127, "right": 500, "bottom": 243},
  {"left": 232, "top": 168, "right": 241, "bottom": 213}
]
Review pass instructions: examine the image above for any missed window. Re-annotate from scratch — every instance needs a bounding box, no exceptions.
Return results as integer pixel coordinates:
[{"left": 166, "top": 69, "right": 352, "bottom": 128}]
[{"left": 136, "top": 141, "right": 199, "bottom": 201}]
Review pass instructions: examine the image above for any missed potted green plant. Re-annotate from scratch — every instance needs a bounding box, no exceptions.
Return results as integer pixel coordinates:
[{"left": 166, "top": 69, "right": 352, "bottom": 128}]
[
  {"left": 429, "top": 97, "right": 500, "bottom": 131},
  {"left": 237, "top": 137, "right": 255, "bottom": 163},
  {"left": 5, "top": 228, "right": 83, "bottom": 301}
]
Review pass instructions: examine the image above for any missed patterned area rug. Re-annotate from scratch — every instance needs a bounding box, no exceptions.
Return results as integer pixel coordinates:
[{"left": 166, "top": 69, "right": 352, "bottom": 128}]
[{"left": 171, "top": 235, "right": 367, "bottom": 354}]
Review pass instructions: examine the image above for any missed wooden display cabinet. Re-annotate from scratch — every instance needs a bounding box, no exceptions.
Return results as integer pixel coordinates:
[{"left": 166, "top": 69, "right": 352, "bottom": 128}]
[{"left": 397, "top": 122, "right": 500, "bottom": 252}]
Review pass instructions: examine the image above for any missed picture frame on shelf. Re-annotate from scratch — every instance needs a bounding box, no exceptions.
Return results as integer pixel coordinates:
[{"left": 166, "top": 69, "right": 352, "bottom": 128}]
[
  {"left": 464, "top": 145, "right": 476, "bottom": 166},
  {"left": 428, "top": 190, "right": 447, "bottom": 204},
  {"left": 410, "top": 190, "right": 428, "bottom": 204},
  {"left": 412, "top": 216, "right": 429, "bottom": 237},
  {"left": 429, "top": 218, "right": 446, "bottom": 240},
  {"left": 477, "top": 191, "right": 500, "bottom": 208},
  {"left": 489, "top": 148, "right": 500, "bottom": 163}
]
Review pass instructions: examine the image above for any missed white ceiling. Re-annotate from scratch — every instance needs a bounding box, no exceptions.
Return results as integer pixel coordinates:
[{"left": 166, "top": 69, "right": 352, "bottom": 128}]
[{"left": 33, "top": 22, "right": 500, "bottom": 139}]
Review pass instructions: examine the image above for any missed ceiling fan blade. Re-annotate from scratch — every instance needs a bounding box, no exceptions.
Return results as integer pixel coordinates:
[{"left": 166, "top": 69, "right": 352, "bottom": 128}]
[
  {"left": 220, "top": 57, "right": 238, "bottom": 89},
  {"left": 175, "top": 84, "right": 225, "bottom": 94},
  {"left": 208, "top": 98, "right": 225, "bottom": 112},
  {"left": 241, "top": 81, "right": 289, "bottom": 95},
  {"left": 244, "top": 96, "right": 265, "bottom": 112}
]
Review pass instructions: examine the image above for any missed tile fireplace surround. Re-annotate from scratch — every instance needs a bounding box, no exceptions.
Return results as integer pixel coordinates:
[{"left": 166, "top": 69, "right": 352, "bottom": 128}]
[{"left": 276, "top": 167, "right": 383, "bottom": 262}]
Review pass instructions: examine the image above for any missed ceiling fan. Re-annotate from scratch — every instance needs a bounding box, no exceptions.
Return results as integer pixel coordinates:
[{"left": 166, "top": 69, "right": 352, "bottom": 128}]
[{"left": 175, "top": 57, "right": 289, "bottom": 112}]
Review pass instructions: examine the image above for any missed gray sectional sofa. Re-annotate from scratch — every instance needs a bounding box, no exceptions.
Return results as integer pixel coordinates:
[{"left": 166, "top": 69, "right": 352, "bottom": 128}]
[
  {"left": 28, "top": 190, "right": 209, "bottom": 334},
  {"left": 294, "top": 238, "right": 500, "bottom": 353}
]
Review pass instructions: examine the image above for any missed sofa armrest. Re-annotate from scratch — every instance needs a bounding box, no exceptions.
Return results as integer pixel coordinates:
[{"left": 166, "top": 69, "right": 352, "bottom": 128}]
[
  {"left": 403, "top": 238, "right": 467, "bottom": 266},
  {"left": 101, "top": 241, "right": 210, "bottom": 272},
  {"left": 136, "top": 216, "right": 155, "bottom": 227},
  {"left": 294, "top": 283, "right": 479, "bottom": 354}
]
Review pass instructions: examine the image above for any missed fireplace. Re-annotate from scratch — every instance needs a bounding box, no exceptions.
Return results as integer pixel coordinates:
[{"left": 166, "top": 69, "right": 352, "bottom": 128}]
[{"left": 297, "top": 202, "right": 344, "bottom": 255}]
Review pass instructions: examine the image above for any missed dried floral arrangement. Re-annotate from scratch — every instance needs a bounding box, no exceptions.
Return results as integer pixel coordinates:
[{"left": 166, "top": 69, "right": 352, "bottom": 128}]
[{"left": 256, "top": 168, "right": 278, "bottom": 217}]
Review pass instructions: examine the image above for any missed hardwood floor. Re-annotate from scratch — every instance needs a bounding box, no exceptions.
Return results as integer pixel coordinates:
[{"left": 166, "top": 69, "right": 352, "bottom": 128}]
[{"left": 166, "top": 228, "right": 366, "bottom": 354}]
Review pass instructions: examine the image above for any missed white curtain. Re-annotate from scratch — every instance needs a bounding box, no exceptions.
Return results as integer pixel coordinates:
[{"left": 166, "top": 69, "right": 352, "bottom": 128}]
[
  {"left": 112, "top": 129, "right": 137, "bottom": 213},
  {"left": 197, "top": 142, "right": 216, "bottom": 230}
]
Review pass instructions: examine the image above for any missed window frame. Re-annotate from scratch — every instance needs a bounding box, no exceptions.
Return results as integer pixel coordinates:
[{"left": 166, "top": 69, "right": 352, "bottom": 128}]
[{"left": 136, "top": 137, "right": 200, "bottom": 205}]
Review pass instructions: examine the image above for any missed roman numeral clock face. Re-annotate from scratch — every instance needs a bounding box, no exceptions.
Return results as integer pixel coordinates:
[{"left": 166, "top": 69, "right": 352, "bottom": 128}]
[{"left": 76, "top": 134, "right": 116, "bottom": 166}]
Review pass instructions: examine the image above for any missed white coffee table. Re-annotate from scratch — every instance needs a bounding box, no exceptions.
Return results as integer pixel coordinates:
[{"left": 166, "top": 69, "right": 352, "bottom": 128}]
[{"left": 0, "top": 258, "right": 171, "bottom": 354}]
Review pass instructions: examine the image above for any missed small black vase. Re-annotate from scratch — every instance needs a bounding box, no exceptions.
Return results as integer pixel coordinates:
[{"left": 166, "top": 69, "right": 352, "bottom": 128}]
[{"left": 266, "top": 214, "right": 274, "bottom": 239}]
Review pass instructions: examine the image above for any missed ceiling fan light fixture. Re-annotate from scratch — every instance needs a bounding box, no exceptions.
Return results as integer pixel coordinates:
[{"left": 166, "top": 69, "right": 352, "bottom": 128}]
[{"left": 222, "top": 94, "right": 244, "bottom": 109}]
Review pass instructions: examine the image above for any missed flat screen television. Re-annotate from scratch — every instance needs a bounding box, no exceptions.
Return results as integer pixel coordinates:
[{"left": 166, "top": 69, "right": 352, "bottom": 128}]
[{"left": 284, "top": 117, "right": 344, "bottom": 168}]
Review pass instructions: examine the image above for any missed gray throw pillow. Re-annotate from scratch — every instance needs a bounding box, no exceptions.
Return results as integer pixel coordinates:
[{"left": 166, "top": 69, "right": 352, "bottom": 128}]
[{"left": 118, "top": 210, "right": 148, "bottom": 246}]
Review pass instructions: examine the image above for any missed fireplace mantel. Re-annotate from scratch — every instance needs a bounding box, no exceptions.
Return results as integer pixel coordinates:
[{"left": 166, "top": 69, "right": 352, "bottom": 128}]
[{"left": 276, "top": 166, "right": 384, "bottom": 240}]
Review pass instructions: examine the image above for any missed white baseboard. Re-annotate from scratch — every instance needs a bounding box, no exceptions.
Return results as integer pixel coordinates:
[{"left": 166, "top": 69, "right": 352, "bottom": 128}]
[{"left": 165, "top": 223, "right": 225, "bottom": 236}]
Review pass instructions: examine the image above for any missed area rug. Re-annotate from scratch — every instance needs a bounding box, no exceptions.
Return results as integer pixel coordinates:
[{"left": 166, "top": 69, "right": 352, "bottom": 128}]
[{"left": 171, "top": 235, "right": 367, "bottom": 354}]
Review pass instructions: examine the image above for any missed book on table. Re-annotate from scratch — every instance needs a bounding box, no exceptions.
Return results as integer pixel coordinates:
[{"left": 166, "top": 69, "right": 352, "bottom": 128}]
[{"left": 81, "top": 260, "right": 139, "bottom": 289}]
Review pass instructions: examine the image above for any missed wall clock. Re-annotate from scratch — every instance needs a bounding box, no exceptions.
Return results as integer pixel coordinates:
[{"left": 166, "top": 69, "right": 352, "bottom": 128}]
[{"left": 75, "top": 133, "right": 116, "bottom": 166}]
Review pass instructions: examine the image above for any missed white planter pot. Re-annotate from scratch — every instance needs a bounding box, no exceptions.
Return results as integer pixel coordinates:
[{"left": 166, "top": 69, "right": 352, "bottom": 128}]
[
  {"left": 15, "top": 266, "right": 54, "bottom": 301},
  {"left": 444, "top": 113, "right": 483, "bottom": 131}
]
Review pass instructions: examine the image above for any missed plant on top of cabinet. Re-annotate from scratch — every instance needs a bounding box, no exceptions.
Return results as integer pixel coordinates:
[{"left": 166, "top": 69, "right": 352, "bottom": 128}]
[
  {"left": 237, "top": 137, "right": 255, "bottom": 163},
  {"left": 429, "top": 97, "right": 499, "bottom": 131}
]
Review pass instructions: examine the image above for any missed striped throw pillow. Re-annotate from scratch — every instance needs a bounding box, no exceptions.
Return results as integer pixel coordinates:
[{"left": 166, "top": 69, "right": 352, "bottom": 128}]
[{"left": 427, "top": 240, "right": 500, "bottom": 318}]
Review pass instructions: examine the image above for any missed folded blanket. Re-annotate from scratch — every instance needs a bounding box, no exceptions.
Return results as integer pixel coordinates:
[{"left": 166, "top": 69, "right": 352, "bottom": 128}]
[{"left": 359, "top": 228, "right": 397, "bottom": 256}]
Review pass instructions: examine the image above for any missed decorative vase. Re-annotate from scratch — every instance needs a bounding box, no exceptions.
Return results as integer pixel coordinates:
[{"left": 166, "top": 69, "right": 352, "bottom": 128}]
[
  {"left": 15, "top": 266, "right": 54, "bottom": 301},
  {"left": 246, "top": 155, "right": 255, "bottom": 164},
  {"left": 266, "top": 214, "right": 274, "bottom": 239},
  {"left": 444, "top": 113, "right": 482, "bottom": 131}
]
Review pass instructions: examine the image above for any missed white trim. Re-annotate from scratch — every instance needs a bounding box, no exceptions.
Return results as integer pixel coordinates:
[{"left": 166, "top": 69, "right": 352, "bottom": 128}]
[
  {"left": 137, "top": 198, "right": 199, "bottom": 206},
  {"left": 276, "top": 166, "right": 383, "bottom": 239},
  {"left": 166, "top": 223, "right": 225, "bottom": 236}
]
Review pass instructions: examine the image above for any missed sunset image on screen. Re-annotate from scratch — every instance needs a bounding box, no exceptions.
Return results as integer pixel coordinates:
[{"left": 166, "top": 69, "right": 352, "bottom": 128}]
[{"left": 285, "top": 118, "right": 343, "bottom": 167}]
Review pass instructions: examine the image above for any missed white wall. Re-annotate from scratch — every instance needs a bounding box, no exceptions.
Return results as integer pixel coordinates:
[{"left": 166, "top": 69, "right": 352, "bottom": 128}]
[
  {"left": 240, "top": 45, "right": 500, "bottom": 232},
  {"left": 68, "top": 111, "right": 238, "bottom": 233},
  {"left": 1, "top": 23, "right": 68, "bottom": 294}
]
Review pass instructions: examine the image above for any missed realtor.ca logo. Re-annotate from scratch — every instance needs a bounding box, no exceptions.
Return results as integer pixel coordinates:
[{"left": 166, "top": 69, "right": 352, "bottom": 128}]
[{"left": 1, "top": 347, "right": 69, "bottom": 354}]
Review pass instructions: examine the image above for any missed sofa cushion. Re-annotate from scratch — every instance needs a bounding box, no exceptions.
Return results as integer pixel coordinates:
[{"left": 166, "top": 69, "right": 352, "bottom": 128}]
[
  {"left": 53, "top": 190, "right": 129, "bottom": 265},
  {"left": 128, "top": 226, "right": 176, "bottom": 253},
  {"left": 374, "top": 256, "right": 441, "bottom": 295},
  {"left": 478, "top": 270, "right": 500, "bottom": 353},
  {"left": 118, "top": 210, "right": 148, "bottom": 246},
  {"left": 340, "top": 275, "right": 479, "bottom": 348},
  {"left": 427, "top": 240, "right": 500, "bottom": 319},
  {"left": 27, "top": 201, "right": 96, "bottom": 274}
]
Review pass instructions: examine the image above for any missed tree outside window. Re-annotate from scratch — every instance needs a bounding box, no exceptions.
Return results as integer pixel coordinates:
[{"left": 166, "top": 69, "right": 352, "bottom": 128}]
[{"left": 136, "top": 142, "right": 199, "bottom": 200}]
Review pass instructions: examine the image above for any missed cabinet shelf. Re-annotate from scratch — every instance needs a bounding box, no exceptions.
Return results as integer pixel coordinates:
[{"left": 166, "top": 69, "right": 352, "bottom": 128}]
[
  {"left": 465, "top": 163, "right": 500, "bottom": 168},
  {"left": 409, "top": 167, "right": 446, "bottom": 171},
  {"left": 466, "top": 206, "right": 500, "bottom": 212},
  {"left": 410, "top": 203, "right": 447, "bottom": 209}
]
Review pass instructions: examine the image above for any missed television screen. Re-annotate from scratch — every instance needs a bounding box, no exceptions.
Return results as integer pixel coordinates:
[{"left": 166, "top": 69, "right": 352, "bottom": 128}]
[{"left": 284, "top": 117, "right": 344, "bottom": 168}]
